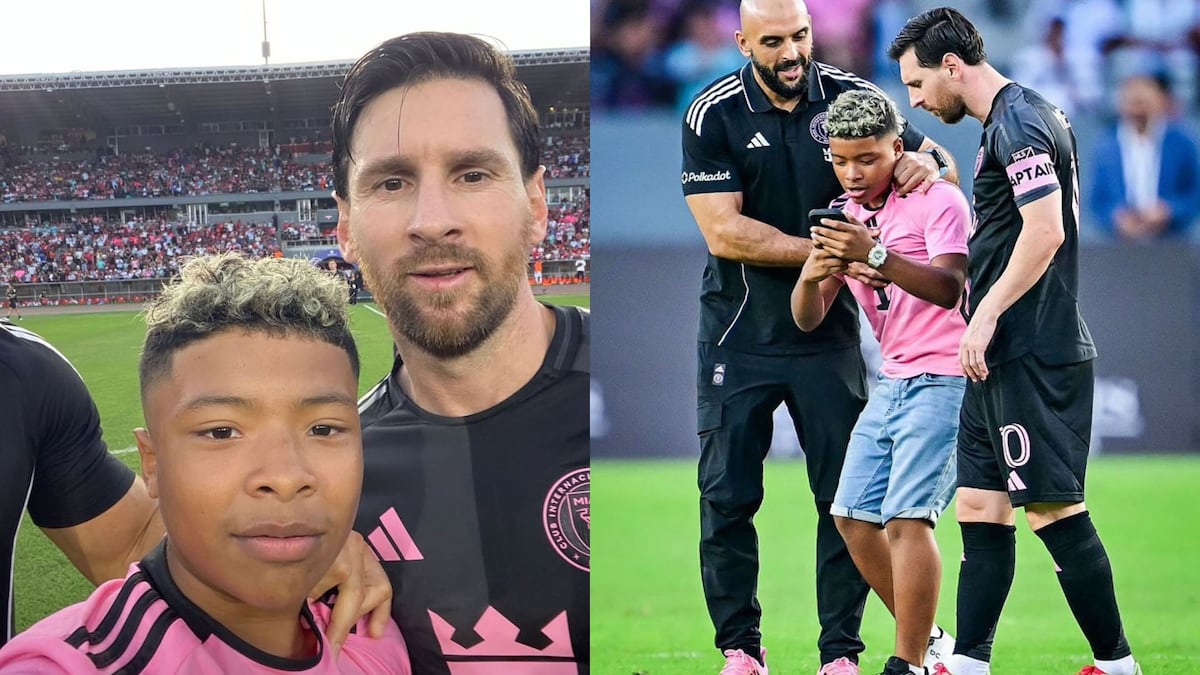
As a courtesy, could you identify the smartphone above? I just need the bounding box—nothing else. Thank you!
[807,208,850,226]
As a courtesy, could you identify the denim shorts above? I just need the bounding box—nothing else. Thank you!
[831,373,965,525]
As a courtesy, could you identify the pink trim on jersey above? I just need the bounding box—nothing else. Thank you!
[0,569,411,674]
[1006,153,1058,197]
[838,182,970,378]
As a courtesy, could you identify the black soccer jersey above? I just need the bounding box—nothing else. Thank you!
[969,83,1097,366]
[354,305,589,674]
[0,321,135,645]
[681,61,926,354]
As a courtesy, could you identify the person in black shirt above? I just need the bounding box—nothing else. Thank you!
[331,33,589,673]
[680,0,958,672]
[888,8,1141,675]
[5,284,20,320]
[0,321,157,646]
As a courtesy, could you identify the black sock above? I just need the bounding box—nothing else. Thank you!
[955,522,1016,662]
[1034,511,1131,660]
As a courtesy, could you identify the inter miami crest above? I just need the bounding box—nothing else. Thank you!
[543,468,589,572]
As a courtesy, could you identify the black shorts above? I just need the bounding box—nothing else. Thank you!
[6,299,15,309]
[957,355,1093,506]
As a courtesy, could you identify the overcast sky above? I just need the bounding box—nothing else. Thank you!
[0,0,589,75]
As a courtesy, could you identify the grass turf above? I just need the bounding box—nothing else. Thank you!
[12,295,587,633]
[592,457,1200,674]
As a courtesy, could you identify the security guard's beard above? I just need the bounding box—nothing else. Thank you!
[751,49,811,101]
[356,218,533,359]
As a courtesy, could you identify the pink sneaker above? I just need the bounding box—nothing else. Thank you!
[1077,666,1143,675]
[720,647,768,675]
[817,656,860,675]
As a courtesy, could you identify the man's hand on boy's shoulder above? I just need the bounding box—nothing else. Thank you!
[310,531,394,656]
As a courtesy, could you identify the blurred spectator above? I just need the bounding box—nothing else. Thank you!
[806,0,876,76]
[661,2,744,112]
[592,0,673,108]
[873,0,918,80]
[1013,16,1096,114]
[1105,0,1200,105]
[1024,0,1125,111]
[1091,71,1200,241]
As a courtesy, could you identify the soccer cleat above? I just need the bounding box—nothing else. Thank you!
[720,647,768,675]
[880,655,926,675]
[927,625,955,671]
[818,656,861,675]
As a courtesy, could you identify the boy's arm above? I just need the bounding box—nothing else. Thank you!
[810,205,967,309]
[865,250,967,310]
[791,247,847,331]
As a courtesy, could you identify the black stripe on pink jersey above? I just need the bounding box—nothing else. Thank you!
[64,571,155,650]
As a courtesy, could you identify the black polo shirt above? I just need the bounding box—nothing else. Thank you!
[970,83,1096,366]
[681,60,926,355]
[0,321,134,645]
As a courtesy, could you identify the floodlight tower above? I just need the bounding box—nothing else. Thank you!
[261,0,271,65]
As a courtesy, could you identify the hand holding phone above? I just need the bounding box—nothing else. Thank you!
[807,208,849,226]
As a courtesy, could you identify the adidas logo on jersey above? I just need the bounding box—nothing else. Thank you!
[746,131,770,148]
[365,507,424,561]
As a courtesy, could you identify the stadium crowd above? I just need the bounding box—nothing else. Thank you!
[0,217,280,285]
[0,145,331,203]
[0,133,588,204]
[1,193,588,294]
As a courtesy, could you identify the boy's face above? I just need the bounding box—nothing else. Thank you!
[136,329,361,620]
[829,133,903,207]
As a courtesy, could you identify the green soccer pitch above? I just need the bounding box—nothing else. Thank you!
[593,457,1200,674]
[11,295,588,633]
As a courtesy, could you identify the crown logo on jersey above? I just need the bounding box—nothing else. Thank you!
[428,606,574,659]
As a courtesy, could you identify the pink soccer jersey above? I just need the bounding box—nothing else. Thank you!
[0,542,410,674]
[836,181,971,378]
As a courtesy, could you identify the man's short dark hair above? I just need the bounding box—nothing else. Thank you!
[887,6,987,68]
[331,32,541,201]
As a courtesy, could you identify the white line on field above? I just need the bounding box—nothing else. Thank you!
[114,447,138,455]
[362,304,386,319]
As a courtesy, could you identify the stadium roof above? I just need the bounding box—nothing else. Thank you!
[0,48,588,138]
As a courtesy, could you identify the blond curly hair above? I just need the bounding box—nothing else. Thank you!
[825,89,902,140]
[139,253,359,392]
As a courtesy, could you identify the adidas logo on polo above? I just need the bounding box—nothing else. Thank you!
[746,132,770,148]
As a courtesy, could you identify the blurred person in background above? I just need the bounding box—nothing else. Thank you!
[662,2,745,113]
[592,0,674,108]
[1012,16,1092,115]
[1091,70,1200,241]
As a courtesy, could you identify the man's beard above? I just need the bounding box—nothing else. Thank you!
[932,95,969,125]
[357,221,532,359]
[750,49,811,101]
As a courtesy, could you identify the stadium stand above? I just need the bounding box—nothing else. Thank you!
[0,50,589,305]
